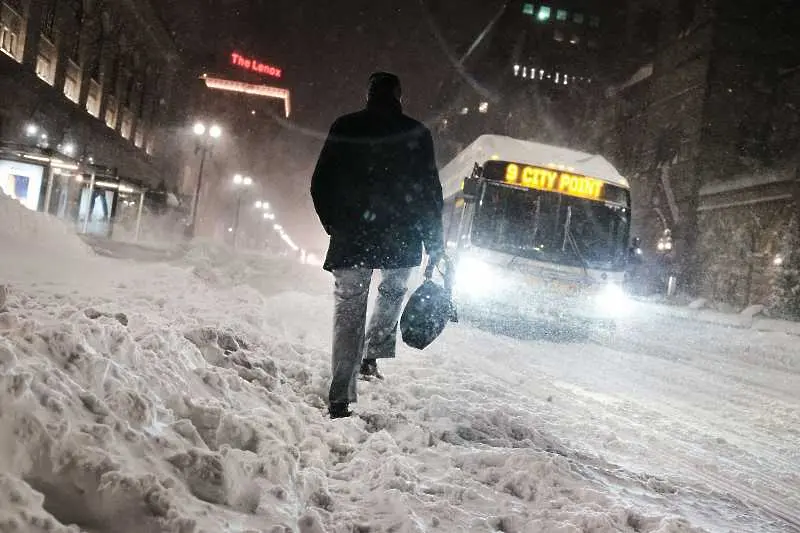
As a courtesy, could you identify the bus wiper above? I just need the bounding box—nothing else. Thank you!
[562,206,590,279]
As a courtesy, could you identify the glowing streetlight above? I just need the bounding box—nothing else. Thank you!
[25,124,38,137]
[231,175,253,248]
[62,142,76,156]
[188,121,223,237]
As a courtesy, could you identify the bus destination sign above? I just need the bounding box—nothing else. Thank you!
[501,162,604,201]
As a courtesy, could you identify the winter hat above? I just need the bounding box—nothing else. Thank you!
[368,72,402,102]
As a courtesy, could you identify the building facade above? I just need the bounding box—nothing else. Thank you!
[600,0,800,305]
[0,0,184,237]
[433,0,627,161]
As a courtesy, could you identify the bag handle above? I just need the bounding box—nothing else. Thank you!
[424,254,458,322]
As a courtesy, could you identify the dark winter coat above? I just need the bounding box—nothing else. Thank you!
[310,98,444,272]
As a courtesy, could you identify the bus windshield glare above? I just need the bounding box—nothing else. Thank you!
[471,181,631,271]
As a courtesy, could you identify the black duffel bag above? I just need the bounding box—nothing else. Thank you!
[400,256,458,350]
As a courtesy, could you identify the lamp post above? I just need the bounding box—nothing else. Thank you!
[187,122,222,238]
[231,174,253,248]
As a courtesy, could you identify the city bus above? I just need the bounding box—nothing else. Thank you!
[439,135,634,330]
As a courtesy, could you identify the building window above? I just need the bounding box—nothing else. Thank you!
[64,60,82,103]
[573,12,584,24]
[145,136,155,155]
[105,96,118,129]
[522,3,534,15]
[41,0,56,38]
[554,29,564,42]
[120,110,133,140]
[556,9,568,21]
[569,35,580,45]
[134,124,145,148]
[0,2,24,62]
[35,36,57,85]
[537,5,551,21]
[589,15,600,27]
[86,79,101,117]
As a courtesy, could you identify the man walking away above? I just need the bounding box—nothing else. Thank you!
[310,72,444,419]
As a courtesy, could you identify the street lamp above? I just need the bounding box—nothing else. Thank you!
[61,142,76,156]
[25,123,38,137]
[188,121,222,238]
[232,174,252,186]
[231,174,253,248]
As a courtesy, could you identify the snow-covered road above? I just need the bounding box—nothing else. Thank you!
[1,192,798,532]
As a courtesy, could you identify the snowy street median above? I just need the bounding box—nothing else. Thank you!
[1,191,798,533]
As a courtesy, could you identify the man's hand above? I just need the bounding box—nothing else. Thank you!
[424,248,445,279]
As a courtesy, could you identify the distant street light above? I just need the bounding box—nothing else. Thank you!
[188,121,222,238]
[25,124,38,137]
[231,174,253,248]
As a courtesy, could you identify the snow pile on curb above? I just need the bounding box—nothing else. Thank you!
[179,240,331,298]
[641,300,800,337]
[0,190,91,257]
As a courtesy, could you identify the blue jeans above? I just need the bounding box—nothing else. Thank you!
[329,267,412,405]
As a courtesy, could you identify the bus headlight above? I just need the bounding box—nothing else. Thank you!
[595,283,631,316]
[454,256,497,298]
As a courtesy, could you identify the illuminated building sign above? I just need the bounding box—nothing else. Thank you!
[230,52,282,78]
[482,160,624,203]
[202,75,291,117]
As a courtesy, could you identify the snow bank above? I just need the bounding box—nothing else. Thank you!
[0,190,91,258]
[2,204,785,532]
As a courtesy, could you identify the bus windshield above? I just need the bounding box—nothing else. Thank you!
[471,182,630,271]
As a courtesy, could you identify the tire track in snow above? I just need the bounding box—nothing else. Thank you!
[430,320,800,532]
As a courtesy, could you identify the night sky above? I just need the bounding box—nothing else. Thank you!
[156,0,503,252]
[161,0,501,130]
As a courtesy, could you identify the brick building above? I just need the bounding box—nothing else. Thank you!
[0,0,185,237]
[600,0,800,306]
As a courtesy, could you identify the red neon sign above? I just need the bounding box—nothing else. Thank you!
[230,52,282,79]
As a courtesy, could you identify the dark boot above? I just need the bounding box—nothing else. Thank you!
[359,358,384,380]
[329,402,352,419]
